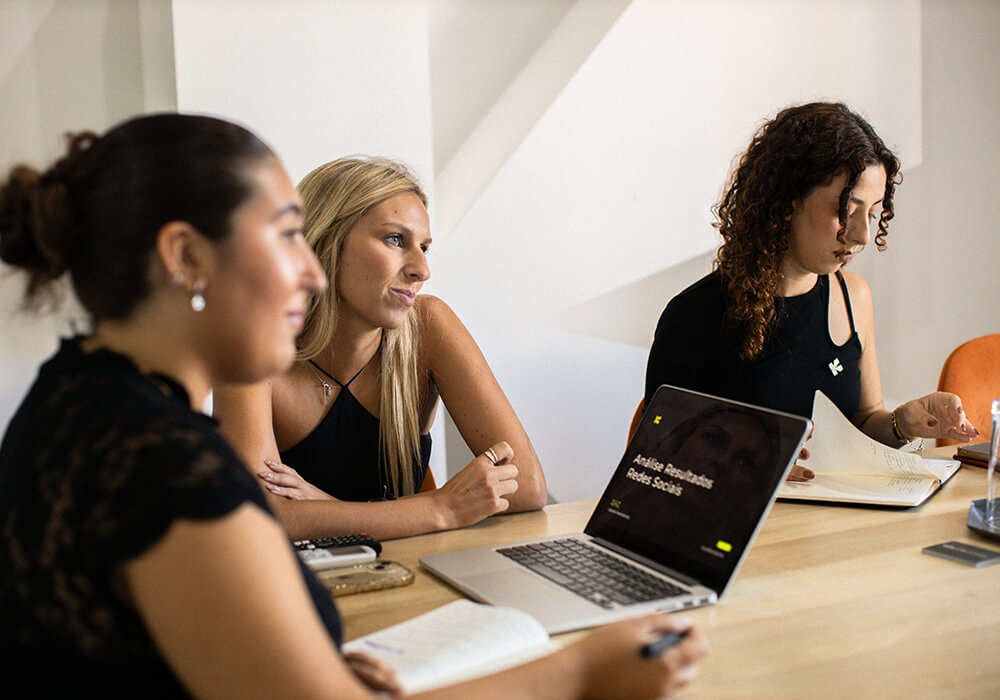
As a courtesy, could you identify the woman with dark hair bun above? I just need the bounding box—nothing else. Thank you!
[645,102,977,474]
[0,113,705,698]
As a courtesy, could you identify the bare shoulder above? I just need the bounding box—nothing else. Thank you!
[840,269,873,308]
[414,294,459,325]
[414,294,469,343]
[840,270,876,346]
[413,294,487,379]
[214,377,273,414]
[271,361,315,410]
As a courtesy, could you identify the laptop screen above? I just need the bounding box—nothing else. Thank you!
[585,385,810,594]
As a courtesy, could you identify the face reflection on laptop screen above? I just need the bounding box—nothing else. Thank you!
[586,387,803,593]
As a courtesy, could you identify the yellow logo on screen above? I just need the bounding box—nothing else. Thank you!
[715,540,732,553]
[653,415,661,425]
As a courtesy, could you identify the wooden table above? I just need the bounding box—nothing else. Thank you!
[337,447,1000,697]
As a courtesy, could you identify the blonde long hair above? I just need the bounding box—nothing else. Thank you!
[297,157,427,496]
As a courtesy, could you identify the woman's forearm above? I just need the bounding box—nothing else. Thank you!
[857,408,902,447]
[269,495,448,541]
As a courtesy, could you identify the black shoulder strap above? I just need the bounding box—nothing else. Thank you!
[341,362,368,389]
[834,270,857,335]
[308,358,370,389]
[308,359,341,387]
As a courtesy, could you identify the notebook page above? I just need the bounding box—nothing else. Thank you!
[807,391,932,477]
[342,599,556,693]
[783,473,938,505]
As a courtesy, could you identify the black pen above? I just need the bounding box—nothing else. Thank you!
[640,629,689,658]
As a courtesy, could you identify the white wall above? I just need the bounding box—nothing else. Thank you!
[851,0,1000,413]
[171,0,434,187]
[0,0,174,432]
[2,0,998,503]
[428,0,575,171]
[430,0,924,501]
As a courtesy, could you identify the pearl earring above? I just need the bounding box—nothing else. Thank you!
[189,280,206,312]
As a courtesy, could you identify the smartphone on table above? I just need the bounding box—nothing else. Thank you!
[315,560,415,596]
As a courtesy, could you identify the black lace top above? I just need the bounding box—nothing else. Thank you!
[0,338,341,697]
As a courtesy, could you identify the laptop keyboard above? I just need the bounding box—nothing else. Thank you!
[497,538,687,609]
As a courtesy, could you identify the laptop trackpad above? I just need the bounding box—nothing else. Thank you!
[460,569,603,629]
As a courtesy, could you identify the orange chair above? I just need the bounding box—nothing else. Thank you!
[627,400,644,445]
[936,333,1000,446]
[419,469,437,493]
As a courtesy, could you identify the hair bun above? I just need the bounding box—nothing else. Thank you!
[0,131,95,303]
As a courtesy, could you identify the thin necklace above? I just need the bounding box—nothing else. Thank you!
[306,361,335,405]
[307,355,373,405]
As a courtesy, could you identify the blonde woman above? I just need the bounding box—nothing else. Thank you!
[215,157,547,540]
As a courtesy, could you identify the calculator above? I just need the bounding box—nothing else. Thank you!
[293,534,382,571]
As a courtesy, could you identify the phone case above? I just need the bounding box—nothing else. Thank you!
[315,560,415,597]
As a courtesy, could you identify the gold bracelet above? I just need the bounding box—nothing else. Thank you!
[890,407,910,444]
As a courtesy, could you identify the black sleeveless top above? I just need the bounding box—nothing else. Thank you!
[0,338,342,697]
[279,361,430,501]
[645,270,863,420]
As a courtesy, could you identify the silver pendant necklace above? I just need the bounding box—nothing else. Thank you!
[307,356,372,406]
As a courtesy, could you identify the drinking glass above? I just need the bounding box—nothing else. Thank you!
[987,398,1000,526]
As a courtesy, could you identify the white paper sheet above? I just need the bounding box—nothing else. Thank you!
[778,392,960,506]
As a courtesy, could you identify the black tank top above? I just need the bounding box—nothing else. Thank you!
[279,362,430,501]
[645,270,863,420]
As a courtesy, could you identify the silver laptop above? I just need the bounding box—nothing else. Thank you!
[421,384,811,634]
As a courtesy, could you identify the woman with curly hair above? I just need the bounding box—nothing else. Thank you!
[644,102,978,468]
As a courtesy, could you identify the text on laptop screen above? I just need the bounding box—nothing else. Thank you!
[585,386,807,593]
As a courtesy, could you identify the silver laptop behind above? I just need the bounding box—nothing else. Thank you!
[421,385,811,634]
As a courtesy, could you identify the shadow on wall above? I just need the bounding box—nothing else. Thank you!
[1,1,147,165]
[547,250,715,349]
[440,250,716,504]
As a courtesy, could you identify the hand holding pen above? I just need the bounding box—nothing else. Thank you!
[570,613,706,699]
[641,629,690,658]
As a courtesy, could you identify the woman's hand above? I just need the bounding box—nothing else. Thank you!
[897,392,980,443]
[432,441,519,529]
[787,429,815,482]
[343,651,403,695]
[571,614,707,699]
[787,456,815,482]
[258,460,335,501]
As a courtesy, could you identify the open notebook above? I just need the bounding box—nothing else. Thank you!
[342,600,557,694]
[778,391,960,507]
[421,384,811,634]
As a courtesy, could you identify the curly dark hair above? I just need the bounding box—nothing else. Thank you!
[713,102,901,361]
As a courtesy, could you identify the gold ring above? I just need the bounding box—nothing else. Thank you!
[484,447,499,465]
